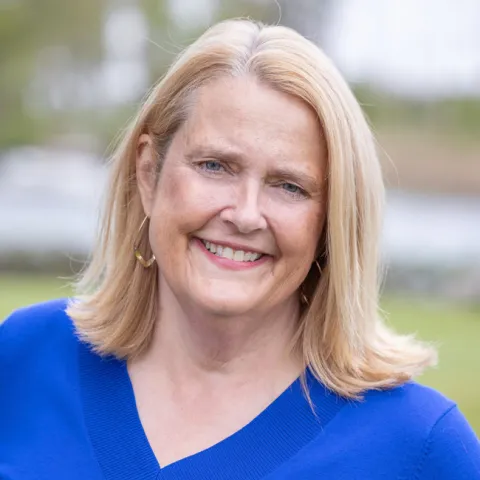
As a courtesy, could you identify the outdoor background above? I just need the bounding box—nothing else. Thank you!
[0,0,479,433]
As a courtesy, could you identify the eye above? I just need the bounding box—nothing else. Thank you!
[200,160,225,172]
[280,182,307,197]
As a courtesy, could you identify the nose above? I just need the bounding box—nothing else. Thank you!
[219,180,267,233]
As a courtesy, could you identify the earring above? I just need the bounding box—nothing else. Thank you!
[133,216,156,268]
[299,259,323,306]
[300,290,309,306]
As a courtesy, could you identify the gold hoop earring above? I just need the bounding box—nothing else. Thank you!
[300,290,309,306]
[299,259,322,306]
[133,216,156,268]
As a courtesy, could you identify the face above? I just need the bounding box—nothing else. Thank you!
[137,76,327,317]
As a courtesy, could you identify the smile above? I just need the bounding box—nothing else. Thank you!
[200,240,264,263]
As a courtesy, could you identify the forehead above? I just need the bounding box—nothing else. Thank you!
[181,76,326,172]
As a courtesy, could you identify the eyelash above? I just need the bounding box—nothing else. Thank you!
[278,182,308,199]
[197,160,227,174]
[195,161,308,199]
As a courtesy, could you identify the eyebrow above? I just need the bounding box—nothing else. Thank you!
[185,145,244,163]
[270,167,322,192]
[186,145,323,192]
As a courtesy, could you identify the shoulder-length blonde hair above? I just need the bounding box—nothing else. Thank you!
[68,19,436,398]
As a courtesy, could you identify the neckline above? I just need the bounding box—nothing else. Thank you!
[79,342,345,480]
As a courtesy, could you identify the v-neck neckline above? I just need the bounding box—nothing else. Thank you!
[79,341,345,480]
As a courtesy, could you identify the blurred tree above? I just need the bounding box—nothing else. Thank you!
[140,0,274,83]
[3,0,476,160]
[0,0,103,147]
[0,0,275,151]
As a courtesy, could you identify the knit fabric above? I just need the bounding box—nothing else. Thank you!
[1,299,479,479]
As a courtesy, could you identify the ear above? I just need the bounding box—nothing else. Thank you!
[136,134,157,217]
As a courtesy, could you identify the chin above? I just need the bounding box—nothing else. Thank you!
[190,289,260,318]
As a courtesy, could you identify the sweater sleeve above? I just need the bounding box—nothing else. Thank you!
[415,405,480,479]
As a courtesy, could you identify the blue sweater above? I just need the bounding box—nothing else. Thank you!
[0,299,479,480]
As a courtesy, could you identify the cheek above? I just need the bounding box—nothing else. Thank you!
[271,207,324,290]
[150,168,224,242]
[272,202,325,261]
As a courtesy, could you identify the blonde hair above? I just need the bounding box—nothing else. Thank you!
[68,19,436,398]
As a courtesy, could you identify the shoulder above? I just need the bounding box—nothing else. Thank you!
[0,298,77,364]
[357,381,475,441]
[1,297,73,340]
[361,381,456,425]
[266,380,479,479]
[0,298,83,411]
[340,382,480,478]
[414,403,480,478]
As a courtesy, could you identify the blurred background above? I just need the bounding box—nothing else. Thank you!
[0,0,479,432]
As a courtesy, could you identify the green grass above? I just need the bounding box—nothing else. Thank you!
[1,274,479,434]
[0,274,73,318]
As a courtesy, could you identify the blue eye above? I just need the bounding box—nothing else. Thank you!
[282,183,303,195]
[202,160,224,172]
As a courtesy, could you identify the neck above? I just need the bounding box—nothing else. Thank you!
[134,276,303,390]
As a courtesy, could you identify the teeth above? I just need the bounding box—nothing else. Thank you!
[234,250,244,262]
[201,240,263,263]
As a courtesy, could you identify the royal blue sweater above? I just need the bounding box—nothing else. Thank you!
[0,299,479,479]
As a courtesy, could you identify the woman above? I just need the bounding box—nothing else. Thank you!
[1,19,479,480]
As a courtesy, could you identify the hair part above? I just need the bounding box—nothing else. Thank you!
[68,18,436,398]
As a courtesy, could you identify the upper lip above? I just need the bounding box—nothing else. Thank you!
[196,237,270,256]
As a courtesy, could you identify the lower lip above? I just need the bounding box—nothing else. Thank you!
[193,238,270,271]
